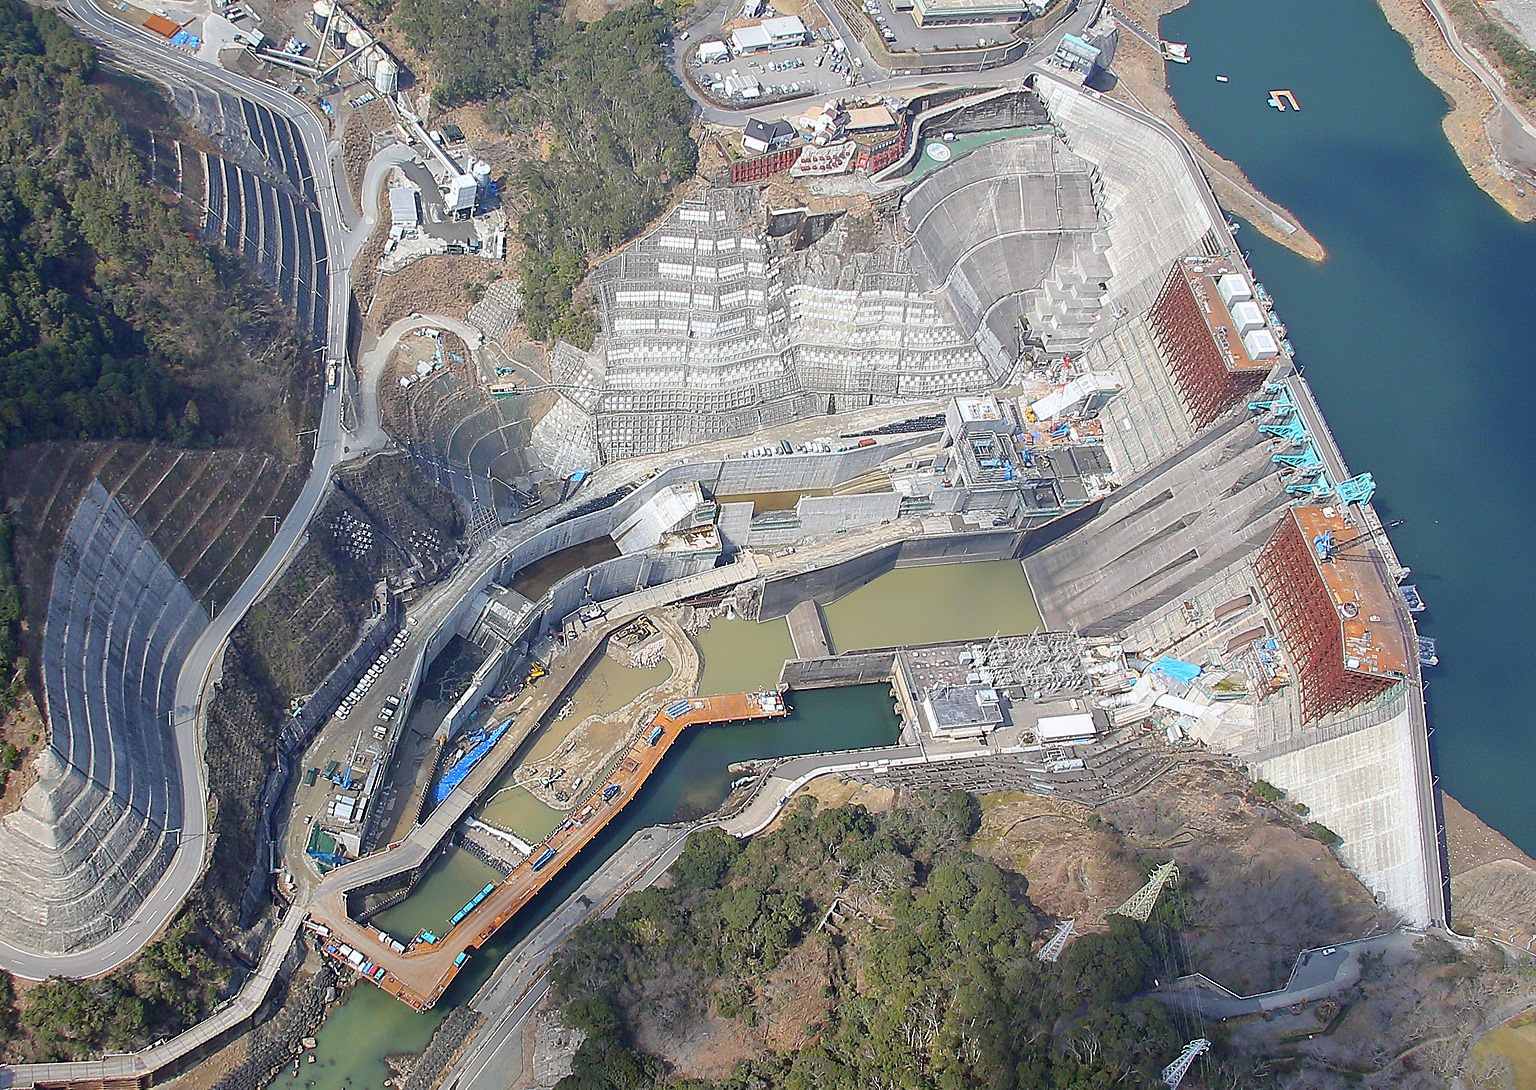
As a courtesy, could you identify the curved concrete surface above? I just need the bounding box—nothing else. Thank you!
[0,483,205,957]
[0,0,353,979]
[354,313,486,451]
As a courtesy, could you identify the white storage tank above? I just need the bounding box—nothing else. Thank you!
[374,55,399,94]
[1243,328,1281,360]
[1216,271,1252,306]
[346,27,367,48]
[471,159,493,184]
[1229,298,1266,334]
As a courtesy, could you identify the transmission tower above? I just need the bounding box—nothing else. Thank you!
[1161,1038,1210,1089]
[1113,860,1179,923]
[1037,918,1076,962]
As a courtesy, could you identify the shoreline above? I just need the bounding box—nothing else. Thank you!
[1443,791,1536,950]
[1114,0,1536,235]
[1105,0,1328,262]
[1371,0,1536,221]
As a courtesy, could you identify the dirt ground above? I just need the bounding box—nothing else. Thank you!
[971,791,1142,932]
[371,254,484,330]
[521,614,702,813]
[1444,792,1536,950]
[340,96,398,210]
[561,0,631,22]
[0,690,43,822]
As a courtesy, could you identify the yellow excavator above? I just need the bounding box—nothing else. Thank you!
[525,662,547,686]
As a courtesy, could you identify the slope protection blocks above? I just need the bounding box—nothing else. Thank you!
[0,480,207,956]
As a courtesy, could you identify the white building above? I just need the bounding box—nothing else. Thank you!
[730,16,807,53]
[388,186,420,228]
[444,173,478,216]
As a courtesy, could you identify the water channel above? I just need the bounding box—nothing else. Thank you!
[1162,0,1536,853]
[506,538,621,600]
[271,684,901,1090]
[695,616,797,694]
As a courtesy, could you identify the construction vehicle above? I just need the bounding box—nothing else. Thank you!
[525,662,547,686]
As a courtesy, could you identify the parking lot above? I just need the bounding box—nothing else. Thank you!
[692,37,866,106]
[285,623,420,883]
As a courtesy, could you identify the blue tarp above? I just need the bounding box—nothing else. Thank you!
[432,718,512,806]
[1149,656,1202,685]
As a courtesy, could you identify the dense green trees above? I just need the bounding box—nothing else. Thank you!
[550,794,1190,1090]
[0,0,300,457]
[1,920,228,1061]
[383,0,696,344]
[499,5,697,344]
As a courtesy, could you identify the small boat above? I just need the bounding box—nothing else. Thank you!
[1216,74,1229,83]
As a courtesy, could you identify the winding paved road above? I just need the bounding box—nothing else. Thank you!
[1419,0,1536,174]
[0,0,358,980]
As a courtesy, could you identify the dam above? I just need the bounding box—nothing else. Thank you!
[0,47,1451,1090]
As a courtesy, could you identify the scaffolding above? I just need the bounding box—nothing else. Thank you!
[1149,261,1267,429]
[1254,514,1397,724]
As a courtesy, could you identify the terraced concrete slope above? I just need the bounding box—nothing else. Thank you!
[902,135,1111,357]
[0,481,206,955]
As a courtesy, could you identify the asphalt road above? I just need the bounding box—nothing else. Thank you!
[0,0,357,980]
[1155,931,1416,1021]
[675,0,1101,125]
[353,313,487,450]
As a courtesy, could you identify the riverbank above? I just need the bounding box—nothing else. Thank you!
[1371,0,1536,220]
[1444,792,1536,951]
[1107,0,1328,261]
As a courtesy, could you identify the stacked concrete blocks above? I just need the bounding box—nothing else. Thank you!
[0,481,207,955]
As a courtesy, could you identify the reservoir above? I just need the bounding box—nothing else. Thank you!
[269,684,900,1090]
[1163,0,1536,852]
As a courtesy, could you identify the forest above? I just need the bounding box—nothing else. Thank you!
[0,0,282,453]
[386,0,696,344]
[550,794,1197,1090]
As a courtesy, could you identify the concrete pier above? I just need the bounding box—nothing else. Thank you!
[786,601,832,659]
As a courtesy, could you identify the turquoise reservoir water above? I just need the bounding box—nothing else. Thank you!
[270,685,900,1090]
[1163,0,1536,852]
